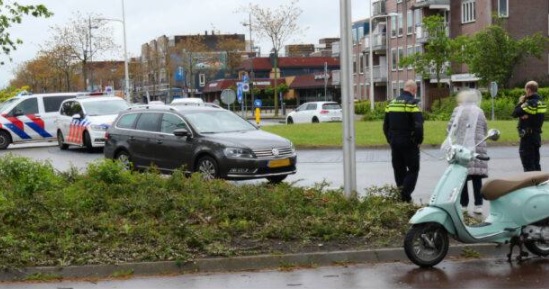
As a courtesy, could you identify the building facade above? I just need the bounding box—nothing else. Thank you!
[365,0,549,110]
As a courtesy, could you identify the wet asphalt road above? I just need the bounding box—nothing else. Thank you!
[5,257,549,289]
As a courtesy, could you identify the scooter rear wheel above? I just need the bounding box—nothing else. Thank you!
[404,223,449,267]
[525,241,549,257]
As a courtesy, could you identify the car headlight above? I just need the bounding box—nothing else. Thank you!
[224,147,254,158]
[290,142,296,154]
[89,124,110,131]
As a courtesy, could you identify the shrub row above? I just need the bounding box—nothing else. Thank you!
[356,87,549,121]
[0,154,417,269]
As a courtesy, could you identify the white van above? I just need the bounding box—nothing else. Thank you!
[0,92,83,149]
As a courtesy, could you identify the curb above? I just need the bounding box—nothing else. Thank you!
[0,244,508,281]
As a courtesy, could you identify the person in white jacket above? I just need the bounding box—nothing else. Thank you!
[446,90,488,214]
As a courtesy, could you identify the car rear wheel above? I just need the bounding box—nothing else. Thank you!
[287,117,294,124]
[0,130,11,150]
[312,117,319,123]
[196,156,219,180]
[83,131,94,152]
[57,130,69,150]
[115,150,133,170]
[267,175,287,184]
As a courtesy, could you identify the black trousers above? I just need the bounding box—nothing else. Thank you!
[519,134,541,172]
[460,175,483,207]
[390,142,420,202]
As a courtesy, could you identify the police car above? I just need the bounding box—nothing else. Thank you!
[56,96,129,151]
[0,92,82,149]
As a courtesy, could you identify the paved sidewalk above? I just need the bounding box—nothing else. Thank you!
[0,244,508,281]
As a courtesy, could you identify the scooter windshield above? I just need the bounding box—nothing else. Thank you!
[442,103,482,152]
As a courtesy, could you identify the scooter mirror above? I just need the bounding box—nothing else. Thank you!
[487,129,500,141]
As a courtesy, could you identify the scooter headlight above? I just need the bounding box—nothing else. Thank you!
[445,147,456,162]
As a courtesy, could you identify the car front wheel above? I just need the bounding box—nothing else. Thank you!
[287,117,294,124]
[266,175,287,184]
[312,117,319,123]
[196,156,219,180]
[0,130,11,150]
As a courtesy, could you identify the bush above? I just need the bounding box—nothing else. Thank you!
[0,157,419,269]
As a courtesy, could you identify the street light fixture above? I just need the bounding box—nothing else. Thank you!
[96,0,130,103]
[368,8,397,111]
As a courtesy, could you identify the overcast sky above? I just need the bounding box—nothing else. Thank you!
[1,0,370,88]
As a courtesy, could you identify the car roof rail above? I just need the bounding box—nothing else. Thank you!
[127,104,177,111]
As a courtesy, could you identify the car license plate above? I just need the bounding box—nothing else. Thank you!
[268,158,290,168]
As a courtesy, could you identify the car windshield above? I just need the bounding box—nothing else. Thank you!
[83,99,129,116]
[322,103,341,110]
[0,97,21,111]
[184,110,257,134]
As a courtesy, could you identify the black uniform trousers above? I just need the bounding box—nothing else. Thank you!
[390,141,420,202]
[519,134,541,171]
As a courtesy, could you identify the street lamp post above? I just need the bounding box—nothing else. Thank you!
[242,13,254,117]
[96,0,130,102]
[368,7,397,111]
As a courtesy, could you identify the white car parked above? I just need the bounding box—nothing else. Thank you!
[286,101,342,124]
[55,96,129,151]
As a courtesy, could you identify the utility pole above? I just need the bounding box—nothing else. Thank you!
[243,12,254,117]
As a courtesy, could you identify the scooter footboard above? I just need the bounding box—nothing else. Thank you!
[409,207,456,235]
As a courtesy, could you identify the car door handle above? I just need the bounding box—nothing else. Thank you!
[156,140,163,144]
[129,136,135,141]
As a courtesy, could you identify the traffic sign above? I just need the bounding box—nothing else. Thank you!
[242,83,250,92]
[242,74,249,83]
[220,89,236,105]
[254,99,262,108]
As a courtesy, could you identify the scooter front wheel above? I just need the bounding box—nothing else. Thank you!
[525,241,549,257]
[404,223,449,267]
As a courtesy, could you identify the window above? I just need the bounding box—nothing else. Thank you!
[306,103,317,110]
[407,46,415,69]
[12,98,38,115]
[161,113,187,134]
[414,9,422,29]
[397,13,403,36]
[391,48,397,71]
[498,0,508,18]
[407,10,414,35]
[116,113,139,129]
[60,101,73,116]
[135,113,162,132]
[391,16,397,37]
[462,0,476,24]
[44,96,74,113]
[391,82,398,99]
[398,47,404,70]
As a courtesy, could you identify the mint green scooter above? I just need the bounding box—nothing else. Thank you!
[404,129,549,267]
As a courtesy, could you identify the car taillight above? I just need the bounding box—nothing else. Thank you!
[104,132,110,140]
[320,110,329,114]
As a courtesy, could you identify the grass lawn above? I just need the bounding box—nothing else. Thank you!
[262,120,532,149]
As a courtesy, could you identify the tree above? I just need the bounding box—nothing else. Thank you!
[460,20,547,88]
[0,1,52,64]
[400,15,459,88]
[49,12,117,91]
[250,0,304,116]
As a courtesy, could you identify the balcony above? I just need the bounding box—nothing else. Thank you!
[415,24,449,44]
[365,65,388,83]
[413,0,450,10]
[362,33,388,53]
[372,0,386,17]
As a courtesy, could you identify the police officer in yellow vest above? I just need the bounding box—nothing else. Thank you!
[383,80,424,202]
[512,80,546,171]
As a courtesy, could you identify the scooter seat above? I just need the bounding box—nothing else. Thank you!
[481,171,549,201]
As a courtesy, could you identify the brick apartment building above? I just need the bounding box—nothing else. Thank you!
[362,0,549,109]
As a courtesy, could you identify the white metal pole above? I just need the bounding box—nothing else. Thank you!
[369,9,375,111]
[122,0,130,103]
[340,0,357,198]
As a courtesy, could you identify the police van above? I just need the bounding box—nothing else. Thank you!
[0,92,83,149]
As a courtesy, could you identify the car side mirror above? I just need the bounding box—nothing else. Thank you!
[173,128,190,137]
[72,113,83,119]
[11,109,24,117]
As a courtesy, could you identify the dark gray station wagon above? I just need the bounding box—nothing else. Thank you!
[104,105,297,183]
